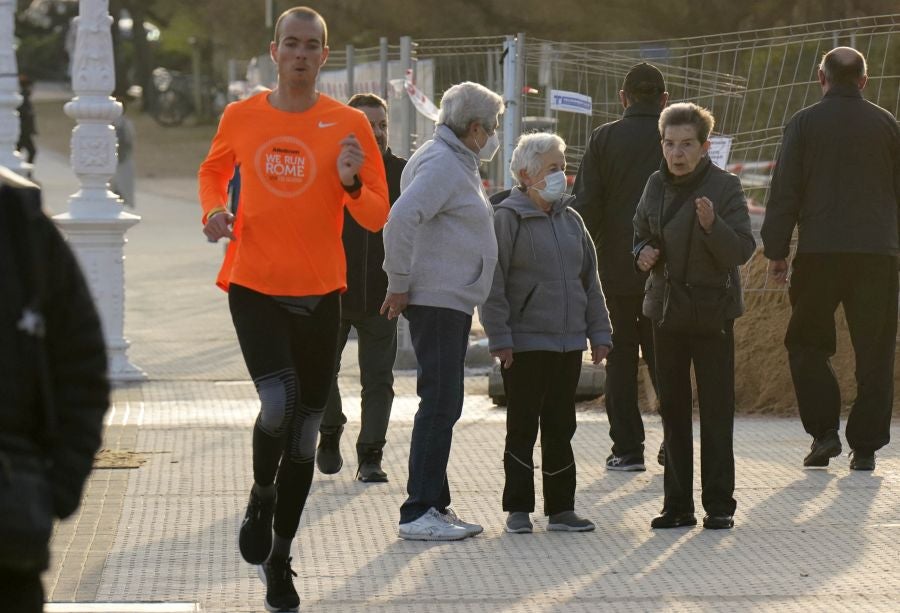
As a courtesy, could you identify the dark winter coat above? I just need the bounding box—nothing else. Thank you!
[762,84,900,259]
[341,148,406,317]
[633,158,756,321]
[573,102,664,296]
[0,170,109,528]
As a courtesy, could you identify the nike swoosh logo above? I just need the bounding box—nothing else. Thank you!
[318,121,337,128]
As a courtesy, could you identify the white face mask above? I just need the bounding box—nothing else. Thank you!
[532,170,567,203]
[478,131,501,162]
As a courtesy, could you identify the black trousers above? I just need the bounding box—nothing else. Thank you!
[229,285,340,539]
[0,568,43,613]
[501,351,582,516]
[786,253,897,453]
[654,321,736,516]
[604,293,658,457]
[321,312,397,458]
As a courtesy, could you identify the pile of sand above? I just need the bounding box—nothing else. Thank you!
[589,249,899,416]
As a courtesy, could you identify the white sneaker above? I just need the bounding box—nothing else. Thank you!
[398,507,470,541]
[442,507,483,536]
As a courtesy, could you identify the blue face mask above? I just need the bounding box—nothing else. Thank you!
[532,170,567,203]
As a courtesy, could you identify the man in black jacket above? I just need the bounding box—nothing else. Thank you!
[317,93,407,482]
[0,168,109,611]
[762,47,899,471]
[573,63,668,472]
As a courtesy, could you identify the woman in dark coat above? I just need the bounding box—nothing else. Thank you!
[633,103,755,530]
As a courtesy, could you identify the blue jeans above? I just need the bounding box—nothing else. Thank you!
[399,305,472,524]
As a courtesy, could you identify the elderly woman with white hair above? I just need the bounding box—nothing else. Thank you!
[382,81,504,541]
[482,132,613,534]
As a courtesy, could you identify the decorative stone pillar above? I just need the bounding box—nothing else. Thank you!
[54,0,144,382]
[0,0,29,175]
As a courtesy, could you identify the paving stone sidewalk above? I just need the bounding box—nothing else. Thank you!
[35,152,900,612]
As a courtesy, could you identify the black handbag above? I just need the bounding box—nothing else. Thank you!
[0,197,57,572]
[659,270,732,336]
[655,179,732,337]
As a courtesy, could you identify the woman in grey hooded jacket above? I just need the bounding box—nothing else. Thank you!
[482,132,613,534]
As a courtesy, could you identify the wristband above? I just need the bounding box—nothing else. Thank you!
[341,174,363,193]
[205,207,226,224]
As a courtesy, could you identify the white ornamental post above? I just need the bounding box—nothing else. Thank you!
[53,0,144,382]
[0,0,29,175]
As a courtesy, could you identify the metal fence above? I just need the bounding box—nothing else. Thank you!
[230,14,899,299]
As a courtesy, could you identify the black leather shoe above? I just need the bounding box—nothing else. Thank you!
[316,426,344,474]
[849,450,875,471]
[650,511,696,529]
[357,450,388,483]
[702,513,734,529]
[803,430,842,467]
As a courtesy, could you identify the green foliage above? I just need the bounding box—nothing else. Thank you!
[16,29,67,80]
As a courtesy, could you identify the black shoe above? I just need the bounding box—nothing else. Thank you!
[258,556,299,612]
[657,442,666,467]
[803,431,842,467]
[849,450,875,471]
[702,513,734,529]
[357,449,388,483]
[606,453,646,472]
[238,488,275,564]
[650,511,697,529]
[316,426,343,474]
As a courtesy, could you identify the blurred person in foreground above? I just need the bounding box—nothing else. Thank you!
[382,81,503,541]
[633,103,755,531]
[0,168,109,612]
[762,47,899,471]
[198,7,389,611]
[573,62,668,472]
[316,93,407,483]
[482,132,612,534]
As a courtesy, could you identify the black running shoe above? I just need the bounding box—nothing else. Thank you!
[316,426,344,474]
[239,488,275,564]
[258,556,300,612]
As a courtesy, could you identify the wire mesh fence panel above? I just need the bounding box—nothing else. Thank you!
[411,37,509,190]
[519,15,899,293]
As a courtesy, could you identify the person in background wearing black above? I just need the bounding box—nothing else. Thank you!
[762,47,899,472]
[316,93,406,483]
[17,74,37,165]
[573,63,668,472]
[0,168,109,612]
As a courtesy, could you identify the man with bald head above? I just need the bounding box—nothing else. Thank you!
[762,47,899,472]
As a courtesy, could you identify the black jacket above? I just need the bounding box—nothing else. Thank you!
[762,84,900,259]
[634,159,756,321]
[342,147,407,317]
[0,170,109,525]
[573,102,664,296]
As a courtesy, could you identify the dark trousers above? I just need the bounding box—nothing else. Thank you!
[786,253,897,453]
[399,305,471,524]
[229,285,340,538]
[654,321,736,516]
[321,312,398,458]
[501,351,582,516]
[604,294,658,457]
[0,569,43,613]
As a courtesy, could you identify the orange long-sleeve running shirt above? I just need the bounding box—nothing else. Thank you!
[198,92,389,295]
